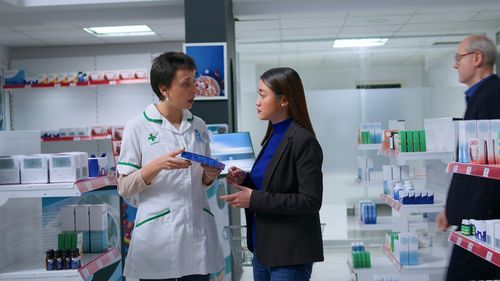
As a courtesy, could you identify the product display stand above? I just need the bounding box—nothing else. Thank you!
[445,163,500,267]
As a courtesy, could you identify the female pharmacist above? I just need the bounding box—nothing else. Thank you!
[116,52,223,281]
[221,67,324,281]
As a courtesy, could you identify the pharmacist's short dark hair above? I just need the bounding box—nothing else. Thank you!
[150,52,196,101]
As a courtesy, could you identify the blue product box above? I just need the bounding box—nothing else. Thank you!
[5,69,25,84]
[180,151,225,170]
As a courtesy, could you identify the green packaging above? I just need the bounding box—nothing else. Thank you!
[420,130,426,152]
[399,131,407,152]
[413,131,421,152]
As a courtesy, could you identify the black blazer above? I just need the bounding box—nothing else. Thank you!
[243,121,324,267]
[445,74,500,226]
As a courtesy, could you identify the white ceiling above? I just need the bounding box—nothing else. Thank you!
[1,0,500,66]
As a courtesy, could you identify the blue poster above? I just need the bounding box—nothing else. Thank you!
[184,43,227,100]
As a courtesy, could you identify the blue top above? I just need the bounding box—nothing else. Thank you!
[250,118,292,251]
[465,74,495,104]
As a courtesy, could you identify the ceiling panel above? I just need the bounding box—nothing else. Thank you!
[344,15,412,26]
[235,20,280,31]
[20,29,94,39]
[280,17,345,29]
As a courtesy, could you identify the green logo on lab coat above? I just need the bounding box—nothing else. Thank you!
[148,132,159,145]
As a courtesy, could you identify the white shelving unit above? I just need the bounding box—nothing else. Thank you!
[378,149,455,165]
[357,143,381,151]
[357,216,396,231]
[448,231,500,267]
[347,257,397,281]
[0,247,120,281]
[380,245,448,274]
[368,143,455,278]
[446,163,500,268]
[0,175,116,206]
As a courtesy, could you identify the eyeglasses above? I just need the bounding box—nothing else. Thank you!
[454,52,476,63]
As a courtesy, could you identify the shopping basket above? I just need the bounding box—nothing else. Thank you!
[223,223,326,266]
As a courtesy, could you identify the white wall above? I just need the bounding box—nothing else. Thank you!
[0,46,8,68]
[257,63,424,90]
[422,49,467,119]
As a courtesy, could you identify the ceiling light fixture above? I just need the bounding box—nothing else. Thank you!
[83,25,155,37]
[333,38,388,48]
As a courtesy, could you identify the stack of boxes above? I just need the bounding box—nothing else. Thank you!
[351,242,371,269]
[60,204,108,253]
[461,219,500,251]
[386,232,419,266]
[358,122,383,144]
[458,119,500,164]
[359,200,377,225]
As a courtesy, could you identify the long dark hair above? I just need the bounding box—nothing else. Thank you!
[259,67,315,145]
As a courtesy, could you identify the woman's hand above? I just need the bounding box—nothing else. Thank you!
[226,166,247,186]
[220,183,252,208]
[155,148,191,170]
[201,165,222,186]
[141,148,191,185]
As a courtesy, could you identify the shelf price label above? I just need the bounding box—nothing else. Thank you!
[104,177,110,185]
[96,259,104,269]
[467,242,474,252]
[466,166,472,175]
[456,237,462,246]
[453,165,459,173]
[485,251,493,262]
[81,268,90,279]
[483,168,490,178]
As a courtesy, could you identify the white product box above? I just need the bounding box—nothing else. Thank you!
[88,71,104,82]
[392,165,401,182]
[424,117,457,152]
[485,219,500,248]
[20,154,49,184]
[49,154,78,183]
[460,121,478,163]
[89,204,108,231]
[56,73,67,83]
[495,223,500,251]
[63,152,89,180]
[119,70,134,80]
[489,120,500,164]
[400,165,410,181]
[134,69,148,79]
[75,205,90,232]
[60,205,76,231]
[0,156,22,184]
[103,70,119,81]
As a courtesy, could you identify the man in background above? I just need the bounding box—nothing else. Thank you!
[437,34,500,281]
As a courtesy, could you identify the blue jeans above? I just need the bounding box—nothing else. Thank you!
[252,256,313,281]
[140,274,209,281]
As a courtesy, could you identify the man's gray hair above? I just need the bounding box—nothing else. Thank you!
[466,35,497,67]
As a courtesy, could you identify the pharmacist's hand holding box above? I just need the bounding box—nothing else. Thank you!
[180,151,224,185]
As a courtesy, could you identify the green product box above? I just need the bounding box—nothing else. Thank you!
[362,131,371,144]
[399,131,408,152]
[366,251,371,268]
[406,132,414,152]
[413,131,421,152]
[360,252,367,268]
[58,232,66,250]
[64,232,72,251]
[391,232,399,252]
[352,253,358,268]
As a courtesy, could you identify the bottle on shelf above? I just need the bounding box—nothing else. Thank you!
[45,249,55,271]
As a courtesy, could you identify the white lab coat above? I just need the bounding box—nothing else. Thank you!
[117,103,224,279]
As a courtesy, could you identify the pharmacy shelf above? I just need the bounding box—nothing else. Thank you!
[380,245,448,274]
[0,175,116,204]
[347,258,397,280]
[378,149,455,164]
[379,194,444,213]
[3,78,149,89]
[358,216,396,231]
[448,231,500,267]
[0,247,120,280]
[41,135,111,142]
[357,144,381,150]
[446,162,500,181]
